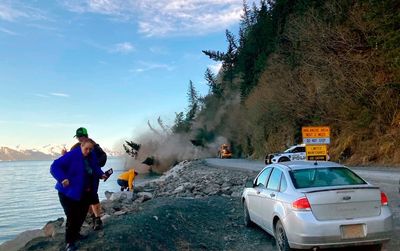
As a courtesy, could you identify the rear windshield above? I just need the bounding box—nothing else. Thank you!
[289,167,367,189]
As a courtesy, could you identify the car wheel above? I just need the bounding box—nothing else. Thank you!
[275,220,291,251]
[243,201,254,227]
[278,157,290,163]
[264,155,269,165]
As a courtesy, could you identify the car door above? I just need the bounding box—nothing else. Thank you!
[260,167,284,232]
[290,146,306,161]
[247,167,272,226]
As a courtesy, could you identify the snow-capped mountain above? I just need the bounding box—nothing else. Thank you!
[0,145,123,161]
[0,146,58,161]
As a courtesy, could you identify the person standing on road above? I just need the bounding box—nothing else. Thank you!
[51,138,107,251]
[62,127,107,230]
[117,168,138,191]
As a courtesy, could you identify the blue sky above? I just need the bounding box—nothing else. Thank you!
[0,0,253,150]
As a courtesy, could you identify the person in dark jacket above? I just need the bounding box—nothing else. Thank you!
[62,127,107,230]
[51,138,106,251]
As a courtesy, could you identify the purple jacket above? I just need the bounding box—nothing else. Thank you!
[50,147,104,201]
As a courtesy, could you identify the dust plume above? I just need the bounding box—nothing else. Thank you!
[123,125,229,174]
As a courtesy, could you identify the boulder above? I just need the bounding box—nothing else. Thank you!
[137,192,153,201]
[104,190,113,200]
[42,217,64,237]
[109,191,133,201]
[0,229,45,251]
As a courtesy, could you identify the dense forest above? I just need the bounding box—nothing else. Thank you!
[171,0,400,166]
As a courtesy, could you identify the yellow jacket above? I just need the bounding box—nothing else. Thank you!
[118,169,136,191]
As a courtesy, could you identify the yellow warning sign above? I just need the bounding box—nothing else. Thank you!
[302,126,330,138]
[306,145,328,161]
[302,126,331,145]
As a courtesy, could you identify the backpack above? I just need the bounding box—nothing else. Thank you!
[94,144,107,167]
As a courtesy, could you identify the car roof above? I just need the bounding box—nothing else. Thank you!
[273,161,344,171]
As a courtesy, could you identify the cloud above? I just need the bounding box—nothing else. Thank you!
[111,42,135,54]
[33,93,49,98]
[136,0,244,37]
[61,0,134,20]
[0,26,18,35]
[83,40,135,54]
[50,93,70,98]
[0,1,47,22]
[0,3,28,21]
[131,61,175,73]
[61,0,255,37]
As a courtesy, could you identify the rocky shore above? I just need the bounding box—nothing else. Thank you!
[4,160,276,251]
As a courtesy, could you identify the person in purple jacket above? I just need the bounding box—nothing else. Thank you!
[50,138,107,251]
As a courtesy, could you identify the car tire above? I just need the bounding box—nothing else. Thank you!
[275,220,291,251]
[264,155,269,165]
[278,157,290,163]
[243,201,254,227]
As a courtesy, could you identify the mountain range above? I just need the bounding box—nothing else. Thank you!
[0,145,122,161]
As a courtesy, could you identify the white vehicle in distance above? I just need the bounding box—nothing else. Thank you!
[265,144,306,164]
[242,161,393,251]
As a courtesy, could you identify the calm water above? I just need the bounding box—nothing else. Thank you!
[0,158,156,244]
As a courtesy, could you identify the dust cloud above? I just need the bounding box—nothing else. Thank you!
[123,130,230,174]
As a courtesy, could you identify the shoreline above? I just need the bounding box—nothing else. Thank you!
[1,160,258,251]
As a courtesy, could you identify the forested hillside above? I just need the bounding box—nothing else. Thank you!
[174,0,400,165]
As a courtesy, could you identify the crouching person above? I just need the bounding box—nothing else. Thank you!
[50,138,106,251]
[117,168,138,191]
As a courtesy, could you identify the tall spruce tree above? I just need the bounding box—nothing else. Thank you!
[186,80,198,123]
[204,68,222,97]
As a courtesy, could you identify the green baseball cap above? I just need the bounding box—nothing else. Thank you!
[74,127,88,138]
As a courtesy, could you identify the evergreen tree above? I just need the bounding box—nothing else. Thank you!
[172,112,188,133]
[204,68,222,97]
[123,141,141,158]
[186,80,199,123]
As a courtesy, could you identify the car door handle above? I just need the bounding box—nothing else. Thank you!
[256,191,261,195]
[270,193,276,197]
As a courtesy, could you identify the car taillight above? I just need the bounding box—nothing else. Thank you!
[381,192,388,206]
[292,197,311,210]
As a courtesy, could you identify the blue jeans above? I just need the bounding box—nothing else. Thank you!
[117,179,129,191]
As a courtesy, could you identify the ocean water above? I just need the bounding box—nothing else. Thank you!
[0,158,156,244]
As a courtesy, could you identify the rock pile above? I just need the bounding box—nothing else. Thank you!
[100,160,257,218]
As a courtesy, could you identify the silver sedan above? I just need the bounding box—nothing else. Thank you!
[242,161,393,250]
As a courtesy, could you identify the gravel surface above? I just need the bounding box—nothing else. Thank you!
[17,160,400,251]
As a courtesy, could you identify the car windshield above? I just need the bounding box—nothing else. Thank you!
[284,146,296,153]
[289,167,366,189]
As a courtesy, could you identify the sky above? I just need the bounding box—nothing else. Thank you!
[0,0,255,151]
